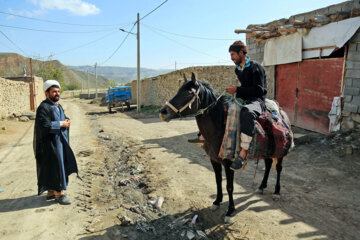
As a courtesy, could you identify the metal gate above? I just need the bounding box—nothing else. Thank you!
[276,58,343,133]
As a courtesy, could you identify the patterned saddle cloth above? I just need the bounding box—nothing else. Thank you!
[219,99,294,160]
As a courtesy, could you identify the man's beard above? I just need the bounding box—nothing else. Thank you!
[49,95,60,102]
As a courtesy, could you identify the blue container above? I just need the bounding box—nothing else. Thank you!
[106,86,132,112]
[106,86,132,103]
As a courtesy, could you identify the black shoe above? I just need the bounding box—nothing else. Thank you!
[46,195,55,200]
[187,138,204,145]
[56,195,71,205]
[230,156,245,171]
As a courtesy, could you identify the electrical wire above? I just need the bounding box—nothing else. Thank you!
[99,24,136,65]
[144,25,227,61]
[139,0,168,21]
[0,11,131,27]
[0,24,116,34]
[51,30,120,57]
[0,30,28,56]
[142,23,237,41]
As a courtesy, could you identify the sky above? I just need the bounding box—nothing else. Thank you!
[0,0,347,70]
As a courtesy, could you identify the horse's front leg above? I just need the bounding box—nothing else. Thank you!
[224,165,235,223]
[273,157,283,201]
[210,160,223,210]
[258,158,273,194]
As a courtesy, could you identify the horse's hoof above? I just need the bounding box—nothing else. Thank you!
[224,216,234,224]
[256,188,264,195]
[210,204,220,211]
[272,194,281,201]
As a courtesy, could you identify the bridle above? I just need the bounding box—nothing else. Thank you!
[165,88,200,116]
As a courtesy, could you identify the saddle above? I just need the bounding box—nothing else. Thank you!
[220,99,293,160]
[247,110,293,159]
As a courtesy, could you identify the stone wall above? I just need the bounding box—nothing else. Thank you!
[0,77,44,118]
[342,28,360,129]
[130,66,238,106]
[34,77,44,109]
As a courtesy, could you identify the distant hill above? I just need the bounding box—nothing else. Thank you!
[68,65,173,85]
[0,53,109,88]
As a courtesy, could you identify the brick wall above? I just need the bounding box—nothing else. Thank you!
[342,28,360,129]
[130,66,238,106]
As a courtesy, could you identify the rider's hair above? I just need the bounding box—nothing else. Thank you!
[229,41,247,55]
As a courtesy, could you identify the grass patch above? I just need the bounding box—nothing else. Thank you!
[139,105,161,114]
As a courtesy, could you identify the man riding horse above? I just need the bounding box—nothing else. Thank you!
[189,40,267,170]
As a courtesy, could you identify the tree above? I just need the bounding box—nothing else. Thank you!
[109,79,116,88]
[37,64,64,86]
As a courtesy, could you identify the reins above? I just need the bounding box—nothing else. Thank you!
[195,91,245,116]
[165,85,246,118]
[165,88,200,117]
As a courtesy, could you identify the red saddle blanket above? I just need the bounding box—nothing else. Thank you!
[247,113,293,159]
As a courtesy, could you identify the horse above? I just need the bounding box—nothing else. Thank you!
[159,73,291,223]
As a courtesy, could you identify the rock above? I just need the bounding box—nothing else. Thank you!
[345,136,352,142]
[118,215,133,226]
[154,197,164,209]
[99,129,104,133]
[1,126,6,130]
[187,230,195,240]
[19,116,29,122]
[196,230,208,239]
[345,146,353,155]
[120,203,133,210]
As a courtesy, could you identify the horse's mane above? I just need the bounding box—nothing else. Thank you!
[197,80,228,129]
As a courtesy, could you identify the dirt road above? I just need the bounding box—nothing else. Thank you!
[1,98,359,240]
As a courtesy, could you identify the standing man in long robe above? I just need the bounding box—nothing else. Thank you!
[33,80,78,205]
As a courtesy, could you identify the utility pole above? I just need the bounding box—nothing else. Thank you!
[95,62,98,98]
[175,61,177,71]
[87,67,90,99]
[29,58,35,111]
[137,13,141,113]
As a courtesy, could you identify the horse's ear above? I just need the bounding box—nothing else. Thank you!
[191,72,196,84]
[183,73,187,83]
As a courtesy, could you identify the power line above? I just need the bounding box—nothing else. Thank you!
[0,11,131,27]
[0,24,116,34]
[142,23,237,41]
[100,24,136,65]
[51,30,120,57]
[139,0,168,21]
[144,24,227,61]
[0,30,28,56]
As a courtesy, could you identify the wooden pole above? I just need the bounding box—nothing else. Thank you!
[29,58,35,111]
[137,13,141,112]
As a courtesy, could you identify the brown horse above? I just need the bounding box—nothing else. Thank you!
[159,73,291,223]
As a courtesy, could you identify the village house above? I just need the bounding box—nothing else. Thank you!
[240,0,360,133]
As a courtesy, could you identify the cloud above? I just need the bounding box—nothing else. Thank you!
[7,7,46,19]
[30,0,101,16]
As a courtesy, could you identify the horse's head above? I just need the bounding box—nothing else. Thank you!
[159,72,201,122]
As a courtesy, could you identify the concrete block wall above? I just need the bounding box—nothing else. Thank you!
[246,38,275,99]
[342,28,360,130]
[130,66,238,106]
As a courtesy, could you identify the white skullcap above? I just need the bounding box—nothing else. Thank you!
[43,79,61,92]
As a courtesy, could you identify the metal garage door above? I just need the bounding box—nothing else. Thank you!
[276,58,343,133]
